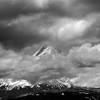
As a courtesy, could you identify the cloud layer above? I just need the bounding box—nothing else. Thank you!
[0,0,100,50]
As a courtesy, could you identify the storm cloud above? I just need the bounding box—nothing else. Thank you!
[0,0,100,50]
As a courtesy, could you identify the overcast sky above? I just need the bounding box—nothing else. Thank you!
[0,0,100,85]
[0,0,100,51]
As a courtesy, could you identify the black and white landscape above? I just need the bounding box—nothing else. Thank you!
[0,0,100,100]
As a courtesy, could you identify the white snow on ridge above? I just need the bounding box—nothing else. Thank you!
[0,79,33,90]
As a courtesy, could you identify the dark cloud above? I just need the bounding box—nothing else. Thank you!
[0,20,48,50]
[80,0,100,11]
[0,0,100,51]
[0,0,100,20]
[47,0,100,17]
[0,0,44,20]
[0,0,47,50]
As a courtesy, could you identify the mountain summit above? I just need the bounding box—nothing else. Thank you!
[33,45,58,57]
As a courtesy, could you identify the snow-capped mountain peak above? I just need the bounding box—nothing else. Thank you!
[33,45,58,57]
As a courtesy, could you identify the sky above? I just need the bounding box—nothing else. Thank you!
[0,0,100,85]
[0,0,100,51]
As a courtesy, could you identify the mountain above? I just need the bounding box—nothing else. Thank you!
[0,45,100,100]
[33,44,58,57]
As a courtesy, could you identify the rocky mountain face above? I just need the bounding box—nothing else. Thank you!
[33,45,58,57]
